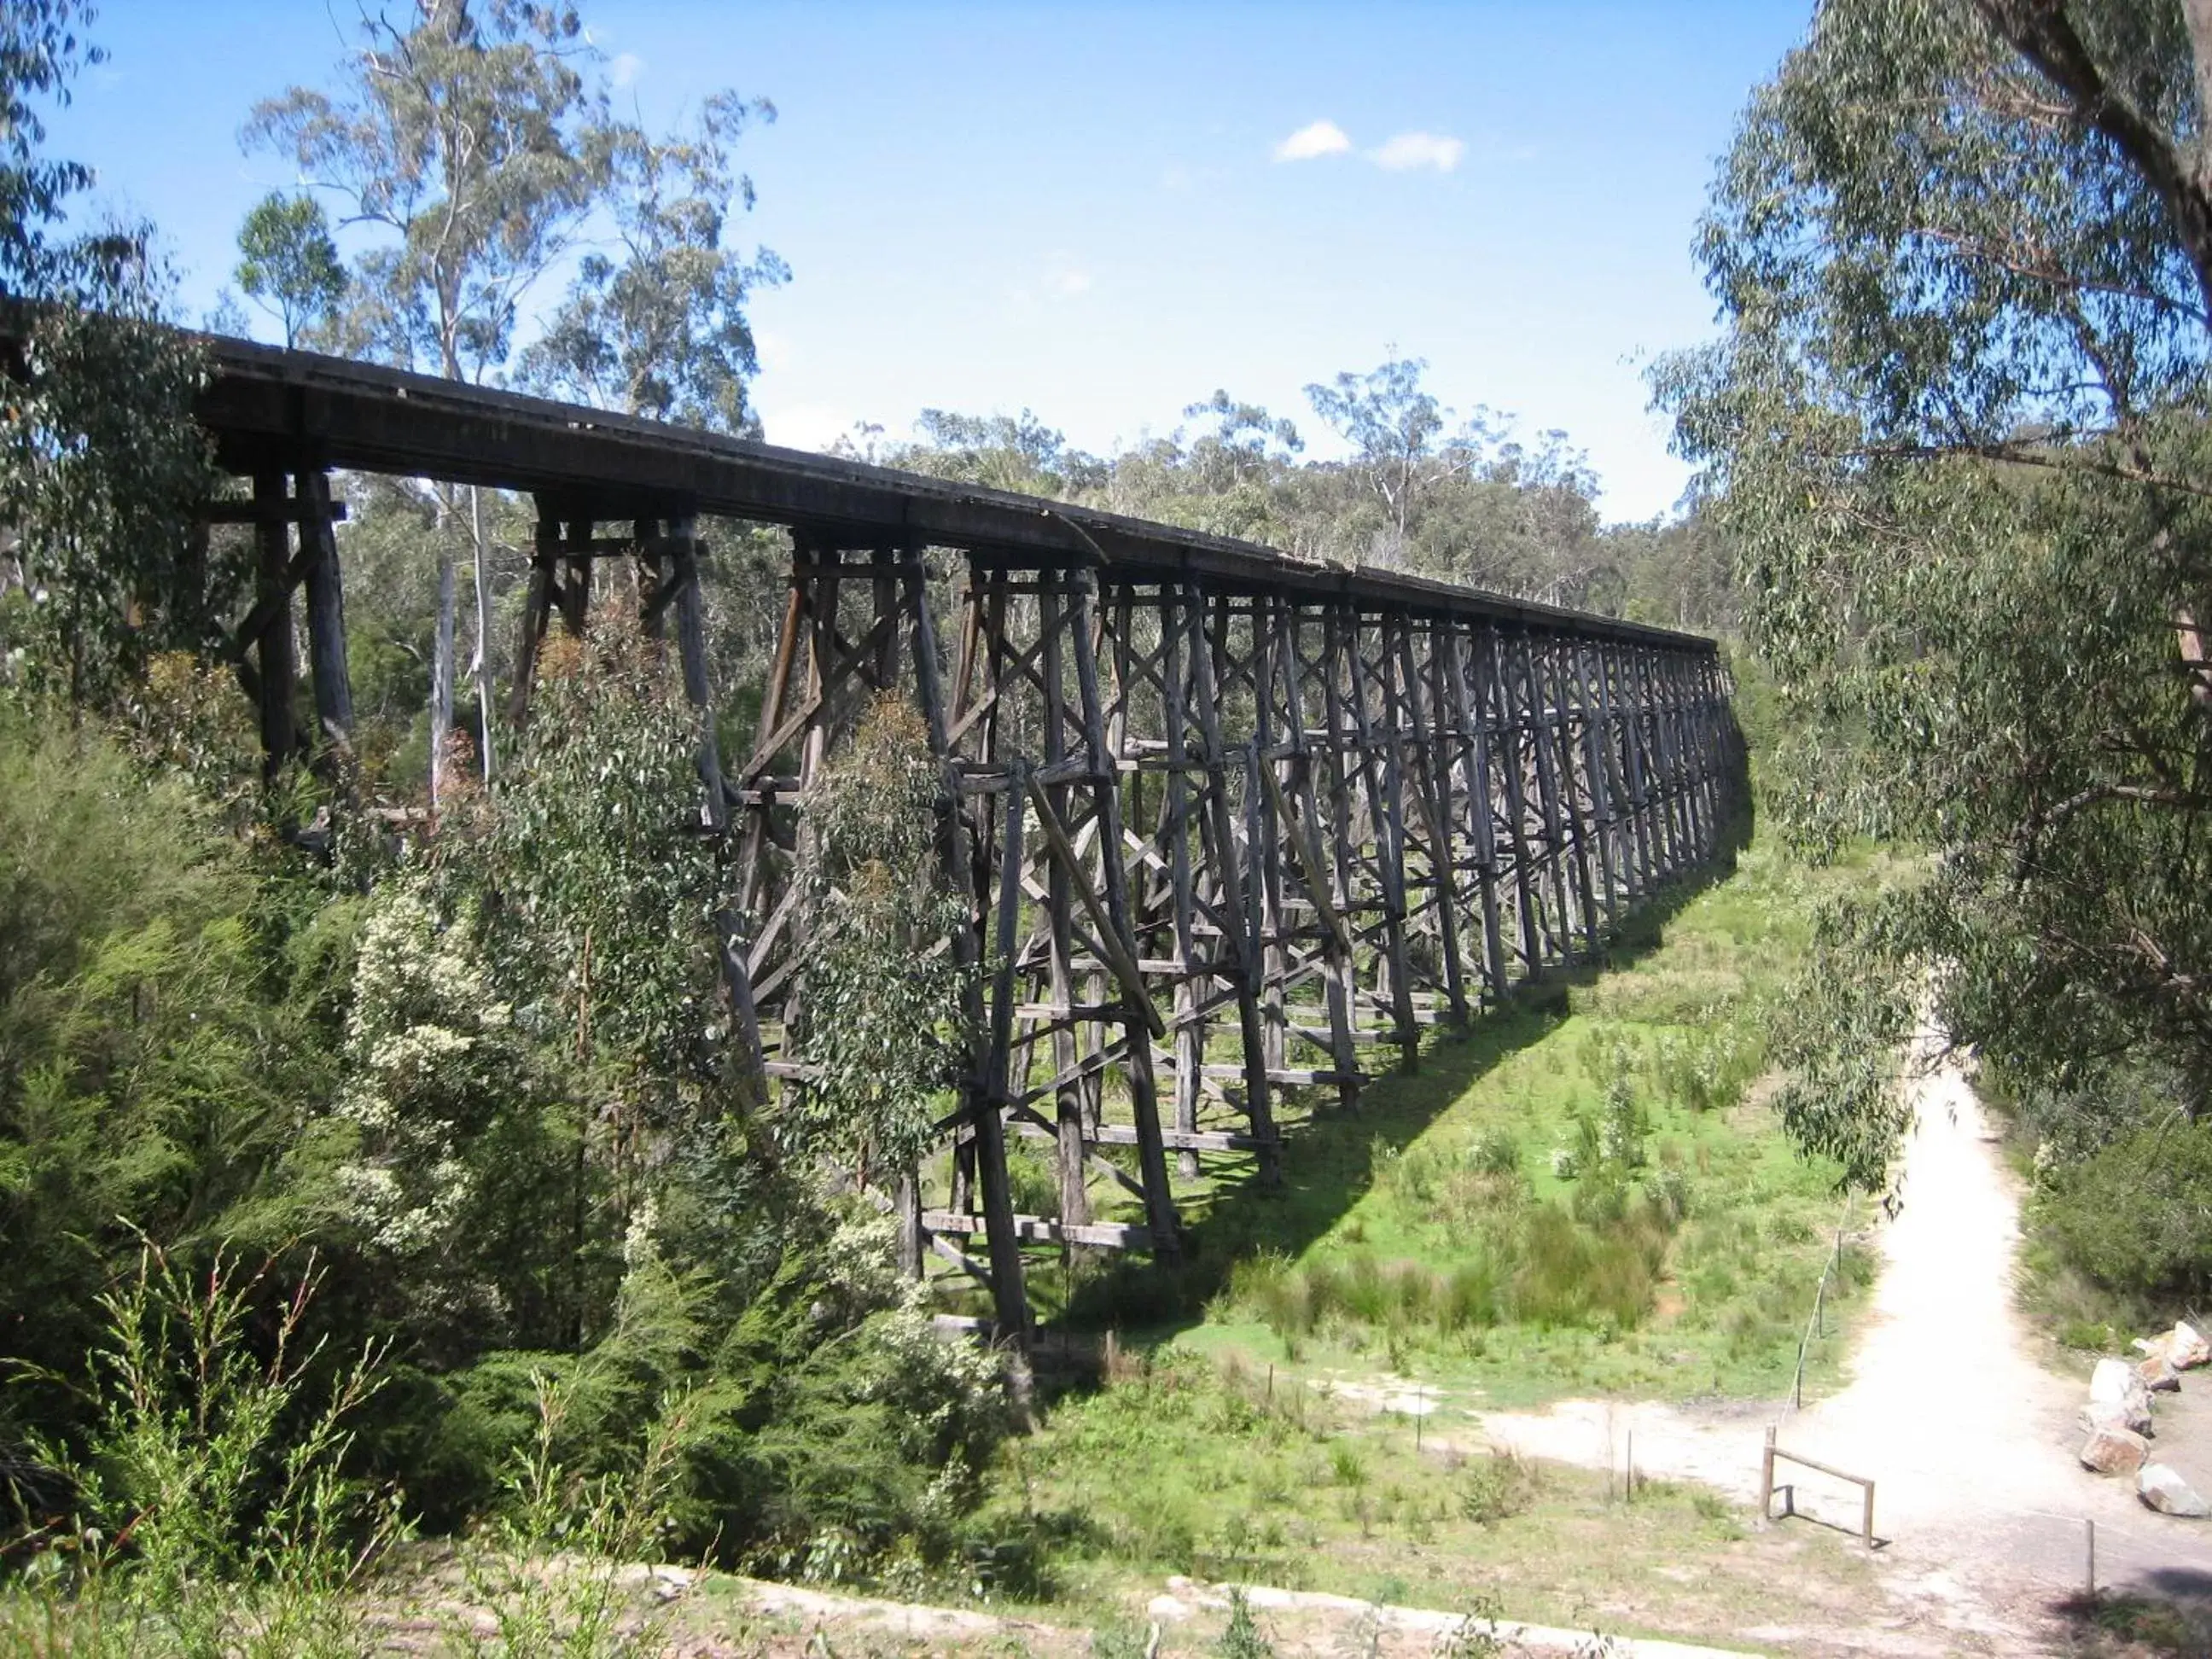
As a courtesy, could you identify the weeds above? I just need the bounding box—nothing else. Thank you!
[1438,1593,1509,1658]
[1456,1449,1537,1528]
[1089,1614,1155,1658]
[445,1371,695,1657]
[1,1243,399,1658]
[1215,1588,1272,1659]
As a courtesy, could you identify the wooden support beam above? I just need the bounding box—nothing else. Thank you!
[251,469,298,775]
[509,511,560,725]
[1187,584,1277,1177]
[560,515,593,636]
[669,515,727,834]
[296,469,353,761]
[975,765,1033,1342]
[1068,566,1182,1257]
[922,1210,1151,1251]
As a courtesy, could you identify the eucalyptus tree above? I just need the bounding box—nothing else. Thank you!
[1303,356,1511,568]
[0,0,218,704]
[246,0,617,805]
[520,90,787,434]
[1657,0,2212,1181]
[0,0,110,298]
[233,191,346,350]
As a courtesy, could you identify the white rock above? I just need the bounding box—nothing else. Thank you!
[2139,1462,2212,1517]
[2174,1322,2212,1369]
[2092,1357,2156,1434]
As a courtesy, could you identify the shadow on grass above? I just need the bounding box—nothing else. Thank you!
[2051,1583,2212,1656]
[1048,799,1756,1348]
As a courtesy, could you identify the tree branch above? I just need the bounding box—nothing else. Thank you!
[1842,435,2212,501]
[1973,0,2212,320]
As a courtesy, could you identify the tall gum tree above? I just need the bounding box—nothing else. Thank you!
[246,0,614,807]
[1658,0,2212,1183]
[519,90,787,434]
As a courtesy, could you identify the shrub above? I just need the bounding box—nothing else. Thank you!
[1470,1127,1521,1178]
[1457,1447,1537,1528]
[1506,1202,1666,1329]
[1217,1587,1274,1659]
[7,1246,398,1658]
[2035,1121,2212,1299]
[1329,1444,1366,1487]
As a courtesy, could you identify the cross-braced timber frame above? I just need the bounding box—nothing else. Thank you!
[169,331,1746,1342]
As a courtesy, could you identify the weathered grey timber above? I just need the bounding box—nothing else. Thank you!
[165,329,1746,1341]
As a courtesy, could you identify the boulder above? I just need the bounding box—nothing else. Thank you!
[2174,1322,2212,1370]
[2092,1357,2156,1434]
[2139,1462,2212,1517]
[2081,1425,2151,1475]
[2141,1351,2183,1393]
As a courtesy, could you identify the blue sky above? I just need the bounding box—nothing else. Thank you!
[50,3,1811,521]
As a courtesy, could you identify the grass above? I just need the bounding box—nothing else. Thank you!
[1049,834,1899,1408]
[975,1345,1892,1654]
[2052,1591,2212,1657]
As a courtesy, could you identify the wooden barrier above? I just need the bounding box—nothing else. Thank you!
[1761,1424,1877,1549]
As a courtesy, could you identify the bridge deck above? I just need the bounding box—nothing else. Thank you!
[194,332,1709,652]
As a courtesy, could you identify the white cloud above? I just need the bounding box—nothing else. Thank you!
[1368,131,1465,172]
[1048,265,1092,299]
[1273,119,1352,162]
[609,51,643,88]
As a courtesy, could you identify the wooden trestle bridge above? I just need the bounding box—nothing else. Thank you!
[185,333,1745,1340]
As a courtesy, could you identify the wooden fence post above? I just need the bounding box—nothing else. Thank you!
[1759,1425,1776,1520]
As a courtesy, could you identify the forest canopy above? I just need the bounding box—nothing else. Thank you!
[1660,0,2212,1192]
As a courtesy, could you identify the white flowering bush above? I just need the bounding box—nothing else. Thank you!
[329,872,568,1350]
[337,879,515,1251]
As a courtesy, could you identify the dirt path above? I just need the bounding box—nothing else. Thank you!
[1470,1029,2212,1638]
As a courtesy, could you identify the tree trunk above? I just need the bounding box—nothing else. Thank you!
[470,484,496,787]
[431,533,456,811]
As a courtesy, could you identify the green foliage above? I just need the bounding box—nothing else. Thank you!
[1438,1597,1511,1659]
[519,90,788,434]
[783,694,971,1175]
[1089,1615,1155,1659]
[470,617,721,1113]
[1456,1449,1537,1528]
[233,190,345,348]
[0,0,145,302]
[1230,1198,1671,1342]
[1216,1587,1274,1659]
[245,0,609,380]
[1656,0,2212,1177]
[331,873,571,1354]
[447,1367,692,1658]
[0,705,345,1417]
[2032,1119,2212,1300]
[0,7,223,707]
[861,358,1726,627]
[0,306,220,707]
[7,1247,397,1659]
